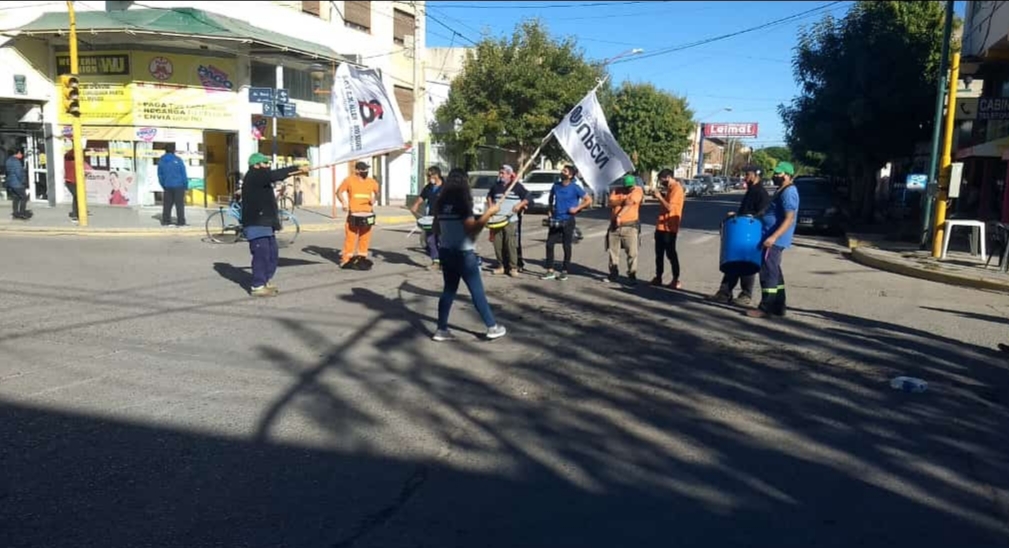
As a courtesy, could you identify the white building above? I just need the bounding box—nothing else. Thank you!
[0,0,426,208]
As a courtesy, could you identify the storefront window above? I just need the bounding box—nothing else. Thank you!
[251,62,276,89]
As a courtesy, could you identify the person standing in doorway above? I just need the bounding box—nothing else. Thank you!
[709,164,770,306]
[64,149,79,222]
[157,143,188,227]
[606,174,644,284]
[410,165,444,270]
[241,153,308,297]
[652,169,685,289]
[542,165,592,281]
[4,148,30,220]
[748,161,800,319]
[337,161,380,268]
[487,164,529,277]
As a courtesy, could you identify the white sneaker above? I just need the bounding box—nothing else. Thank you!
[486,325,507,340]
[432,329,454,342]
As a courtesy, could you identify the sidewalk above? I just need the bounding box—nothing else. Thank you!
[847,232,1009,293]
[0,202,417,236]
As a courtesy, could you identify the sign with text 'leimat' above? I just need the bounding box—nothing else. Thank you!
[703,123,758,138]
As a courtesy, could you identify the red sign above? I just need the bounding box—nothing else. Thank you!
[703,123,758,138]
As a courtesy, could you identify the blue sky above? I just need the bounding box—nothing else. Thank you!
[425,0,968,149]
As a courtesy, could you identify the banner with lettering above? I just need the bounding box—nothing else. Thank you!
[551,89,634,194]
[329,63,406,163]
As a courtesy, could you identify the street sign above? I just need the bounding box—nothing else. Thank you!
[278,102,297,118]
[703,123,759,138]
[277,88,289,103]
[262,102,275,117]
[249,87,274,104]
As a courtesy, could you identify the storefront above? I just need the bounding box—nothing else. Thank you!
[251,115,324,205]
[55,49,242,208]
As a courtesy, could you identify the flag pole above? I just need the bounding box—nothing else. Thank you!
[497,132,554,206]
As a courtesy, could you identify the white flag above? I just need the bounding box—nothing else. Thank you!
[551,89,635,195]
[330,63,407,164]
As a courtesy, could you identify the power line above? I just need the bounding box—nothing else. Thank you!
[430,1,652,9]
[426,11,478,45]
[610,1,847,65]
[425,5,483,37]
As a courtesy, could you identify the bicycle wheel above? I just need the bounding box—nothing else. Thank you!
[276,210,300,247]
[205,210,242,244]
[278,195,295,213]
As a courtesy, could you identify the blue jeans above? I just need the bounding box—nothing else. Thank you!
[249,236,278,288]
[425,231,439,261]
[438,249,496,330]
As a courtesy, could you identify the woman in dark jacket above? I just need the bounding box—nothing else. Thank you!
[240,153,307,297]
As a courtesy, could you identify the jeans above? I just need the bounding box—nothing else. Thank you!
[425,231,439,262]
[492,222,519,271]
[607,225,640,275]
[758,245,786,315]
[516,215,525,268]
[249,235,279,288]
[545,218,575,272]
[654,230,680,280]
[162,187,187,225]
[8,186,28,217]
[438,249,496,330]
[66,182,79,219]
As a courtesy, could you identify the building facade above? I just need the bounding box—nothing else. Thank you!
[0,0,427,210]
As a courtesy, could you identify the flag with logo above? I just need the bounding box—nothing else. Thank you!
[551,89,635,195]
[330,63,407,164]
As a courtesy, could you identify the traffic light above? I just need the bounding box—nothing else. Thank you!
[59,74,81,117]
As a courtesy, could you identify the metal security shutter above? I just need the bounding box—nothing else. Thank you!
[393,8,414,45]
[394,86,413,122]
[344,1,371,32]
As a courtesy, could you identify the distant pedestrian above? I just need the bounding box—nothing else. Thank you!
[4,148,30,220]
[651,169,685,289]
[431,168,507,342]
[709,164,770,306]
[542,165,592,281]
[240,153,307,297]
[410,165,444,269]
[157,143,188,227]
[64,149,79,222]
[747,161,800,319]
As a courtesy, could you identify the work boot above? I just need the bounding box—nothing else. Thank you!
[250,286,275,298]
[732,292,752,307]
[708,289,732,303]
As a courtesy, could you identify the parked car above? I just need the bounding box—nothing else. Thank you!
[793,176,842,234]
[712,177,727,193]
[468,170,498,216]
[522,170,600,213]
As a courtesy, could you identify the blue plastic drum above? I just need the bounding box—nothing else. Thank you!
[720,215,763,276]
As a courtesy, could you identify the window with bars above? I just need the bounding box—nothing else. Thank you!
[393,8,414,46]
[394,86,413,122]
[344,1,371,33]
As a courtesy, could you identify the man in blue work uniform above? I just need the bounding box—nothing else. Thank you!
[747,161,800,319]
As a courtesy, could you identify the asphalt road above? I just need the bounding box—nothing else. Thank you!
[1,193,1007,548]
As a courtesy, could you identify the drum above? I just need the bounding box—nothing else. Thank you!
[486,214,511,230]
[720,215,763,276]
[416,215,434,231]
[350,212,376,228]
[542,218,567,229]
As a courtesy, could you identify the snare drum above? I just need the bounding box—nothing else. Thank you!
[349,212,376,228]
[416,215,434,232]
[543,218,568,230]
[486,214,511,230]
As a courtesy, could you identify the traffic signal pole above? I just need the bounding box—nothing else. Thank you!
[67,0,88,226]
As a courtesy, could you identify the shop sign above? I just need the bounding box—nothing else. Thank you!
[56,53,131,76]
[977,97,1009,121]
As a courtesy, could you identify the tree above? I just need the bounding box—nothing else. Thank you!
[431,20,603,168]
[779,1,949,219]
[606,82,694,175]
[750,149,778,177]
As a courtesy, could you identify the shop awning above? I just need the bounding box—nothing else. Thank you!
[12,8,355,64]
[956,135,1009,160]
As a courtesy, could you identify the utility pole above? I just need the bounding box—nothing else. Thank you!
[411,1,424,196]
[932,51,961,258]
[921,0,955,248]
[67,0,88,226]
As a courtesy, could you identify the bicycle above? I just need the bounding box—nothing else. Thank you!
[276,181,296,213]
[205,199,301,247]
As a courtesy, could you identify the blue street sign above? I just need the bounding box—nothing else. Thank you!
[278,102,297,118]
[277,88,289,103]
[262,102,275,117]
[249,87,274,104]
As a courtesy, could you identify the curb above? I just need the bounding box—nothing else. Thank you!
[0,214,420,237]
[850,246,1009,293]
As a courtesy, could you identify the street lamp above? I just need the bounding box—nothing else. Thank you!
[595,48,644,87]
[695,107,732,176]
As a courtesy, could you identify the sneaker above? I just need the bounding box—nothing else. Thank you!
[506,270,519,278]
[668,279,683,290]
[650,276,663,286]
[432,329,454,342]
[732,293,753,307]
[492,267,505,275]
[558,272,569,281]
[486,325,507,340]
[265,281,279,293]
[427,261,441,271]
[541,271,557,280]
[250,286,275,297]
[627,273,638,286]
[708,290,731,303]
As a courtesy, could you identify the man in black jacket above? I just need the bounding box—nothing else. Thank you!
[240,153,307,297]
[709,165,770,306]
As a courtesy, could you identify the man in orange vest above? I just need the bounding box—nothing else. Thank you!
[606,174,644,284]
[337,161,380,268]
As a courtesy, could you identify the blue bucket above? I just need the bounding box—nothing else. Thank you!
[720,215,763,276]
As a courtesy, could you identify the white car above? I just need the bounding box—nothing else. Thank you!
[468,170,498,216]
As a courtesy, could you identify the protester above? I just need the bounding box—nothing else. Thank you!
[606,174,644,284]
[410,165,444,270]
[747,161,800,319]
[709,164,770,306]
[651,169,685,289]
[542,165,592,281]
[487,164,529,277]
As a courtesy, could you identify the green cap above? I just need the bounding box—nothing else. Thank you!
[773,161,795,176]
[248,153,270,166]
[623,175,637,187]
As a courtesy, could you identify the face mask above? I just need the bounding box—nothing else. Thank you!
[772,175,785,185]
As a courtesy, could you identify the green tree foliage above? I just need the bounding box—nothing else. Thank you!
[779,1,948,216]
[606,82,694,174]
[431,19,603,168]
